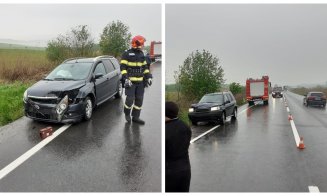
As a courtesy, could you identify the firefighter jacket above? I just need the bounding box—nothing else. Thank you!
[120,48,152,83]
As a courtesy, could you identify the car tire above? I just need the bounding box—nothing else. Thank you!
[220,112,226,125]
[83,96,93,121]
[323,104,326,108]
[191,120,198,126]
[264,100,268,105]
[115,82,123,99]
[232,108,237,120]
[248,101,254,106]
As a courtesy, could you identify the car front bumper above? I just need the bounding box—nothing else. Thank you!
[188,110,223,122]
[24,99,85,123]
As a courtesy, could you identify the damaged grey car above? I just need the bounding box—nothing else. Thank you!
[23,55,122,123]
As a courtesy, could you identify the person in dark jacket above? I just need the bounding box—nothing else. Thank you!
[165,101,192,192]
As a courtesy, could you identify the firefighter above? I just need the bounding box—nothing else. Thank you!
[120,35,152,124]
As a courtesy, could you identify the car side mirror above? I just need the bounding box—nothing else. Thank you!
[94,73,104,80]
[225,100,230,104]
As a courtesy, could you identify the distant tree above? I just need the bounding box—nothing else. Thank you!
[176,50,225,101]
[46,25,95,62]
[99,20,132,57]
[229,82,243,95]
[68,25,95,57]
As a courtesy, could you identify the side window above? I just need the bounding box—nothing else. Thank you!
[94,62,107,75]
[103,59,115,73]
[227,93,234,102]
[224,94,229,103]
[110,59,121,70]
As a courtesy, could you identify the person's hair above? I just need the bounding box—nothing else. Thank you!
[165,101,179,119]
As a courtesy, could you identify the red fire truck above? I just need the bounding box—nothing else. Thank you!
[150,41,161,62]
[246,76,270,105]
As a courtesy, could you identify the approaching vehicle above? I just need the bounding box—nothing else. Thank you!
[303,92,326,108]
[188,91,237,125]
[272,86,283,98]
[246,76,270,105]
[149,41,161,62]
[23,56,122,123]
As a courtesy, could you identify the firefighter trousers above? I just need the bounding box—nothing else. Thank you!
[124,82,145,118]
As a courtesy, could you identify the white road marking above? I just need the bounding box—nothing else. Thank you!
[0,124,71,180]
[190,125,220,143]
[238,104,255,115]
[287,107,290,113]
[284,97,300,147]
[308,186,320,192]
[190,105,255,144]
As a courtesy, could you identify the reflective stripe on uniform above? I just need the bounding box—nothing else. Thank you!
[124,104,132,109]
[143,69,150,74]
[121,60,147,67]
[121,70,127,75]
[121,60,128,65]
[129,77,144,81]
[133,105,142,110]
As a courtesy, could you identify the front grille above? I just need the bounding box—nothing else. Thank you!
[29,98,58,104]
[195,108,210,112]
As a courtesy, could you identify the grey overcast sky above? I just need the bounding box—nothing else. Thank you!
[166,4,327,86]
[0,4,161,46]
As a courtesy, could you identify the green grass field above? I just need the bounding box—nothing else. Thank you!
[0,82,31,126]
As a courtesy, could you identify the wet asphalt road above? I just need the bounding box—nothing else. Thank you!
[189,91,327,192]
[0,61,161,192]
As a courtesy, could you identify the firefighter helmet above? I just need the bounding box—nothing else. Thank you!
[132,35,146,48]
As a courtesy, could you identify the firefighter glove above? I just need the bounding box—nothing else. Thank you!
[147,78,152,86]
[125,79,132,88]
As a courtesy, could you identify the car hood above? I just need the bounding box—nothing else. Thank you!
[27,80,86,97]
[191,102,221,109]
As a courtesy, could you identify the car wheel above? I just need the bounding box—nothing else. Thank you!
[220,112,226,125]
[232,108,237,120]
[115,82,123,99]
[191,120,197,126]
[323,104,326,108]
[248,101,254,106]
[83,97,93,121]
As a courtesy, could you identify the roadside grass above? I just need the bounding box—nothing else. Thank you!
[0,82,31,126]
[0,49,56,82]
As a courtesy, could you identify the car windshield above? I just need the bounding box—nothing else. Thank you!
[273,87,283,91]
[46,62,93,81]
[199,94,223,104]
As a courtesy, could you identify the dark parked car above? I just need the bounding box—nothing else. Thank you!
[272,86,283,98]
[188,91,237,125]
[303,92,326,108]
[23,56,122,123]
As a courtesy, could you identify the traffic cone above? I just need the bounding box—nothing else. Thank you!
[298,137,305,149]
[288,114,293,121]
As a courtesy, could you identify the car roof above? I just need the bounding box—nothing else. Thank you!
[63,56,115,64]
[205,91,231,96]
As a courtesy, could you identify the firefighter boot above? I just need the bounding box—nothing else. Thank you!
[125,115,131,123]
[132,117,145,125]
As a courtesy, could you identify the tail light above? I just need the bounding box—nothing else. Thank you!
[308,96,315,100]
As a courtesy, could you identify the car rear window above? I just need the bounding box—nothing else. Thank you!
[311,93,325,97]
[199,94,223,104]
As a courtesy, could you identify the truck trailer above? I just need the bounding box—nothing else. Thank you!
[246,76,270,105]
